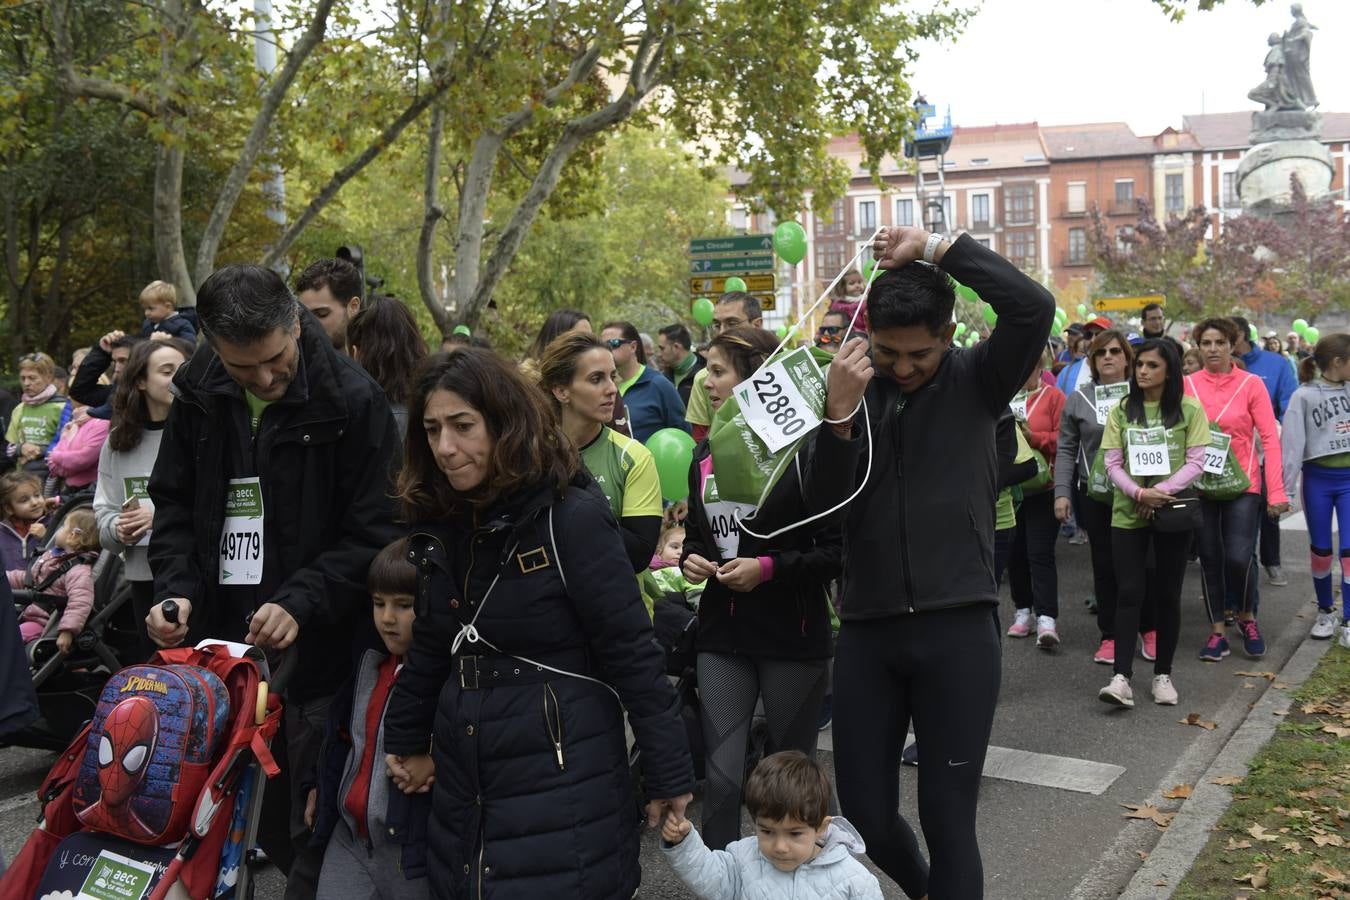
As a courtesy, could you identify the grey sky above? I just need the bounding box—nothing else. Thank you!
[909,0,1349,134]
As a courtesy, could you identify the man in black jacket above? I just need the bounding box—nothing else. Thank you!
[806,226,1054,899]
[144,265,401,900]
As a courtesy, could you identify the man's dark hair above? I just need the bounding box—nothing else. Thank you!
[197,264,300,345]
[659,324,692,352]
[1142,302,1163,317]
[110,334,145,352]
[868,263,956,336]
[717,292,762,323]
[294,257,362,305]
[1229,316,1253,348]
[601,320,647,365]
[530,309,590,359]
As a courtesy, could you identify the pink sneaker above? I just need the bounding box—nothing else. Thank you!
[1093,638,1115,665]
[1007,608,1033,638]
[1140,630,1158,662]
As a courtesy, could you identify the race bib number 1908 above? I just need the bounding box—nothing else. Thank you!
[219,476,264,585]
[1126,427,1170,478]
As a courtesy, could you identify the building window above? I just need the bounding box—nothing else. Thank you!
[1067,227,1087,264]
[1115,180,1134,205]
[1116,225,1135,255]
[1066,182,1087,214]
[1005,184,1035,226]
[728,207,749,233]
[816,199,845,236]
[975,237,991,248]
[858,200,877,233]
[1165,173,1184,213]
[925,195,953,231]
[1006,230,1036,269]
[972,193,991,229]
[815,242,845,275]
[1222,172,1239,208]
[895,198,914,227]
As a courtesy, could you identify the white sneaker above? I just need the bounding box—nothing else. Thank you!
[1312,611,1337,640]
[1339,624,1350,650]
[1099,674,1134,708]
[1007,608,1034,638]
[1036,615,1059,649]
[1152,675,1178,706]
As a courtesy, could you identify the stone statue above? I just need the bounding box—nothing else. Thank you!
[1283,3,1318,109]
[1249,4,1318,112]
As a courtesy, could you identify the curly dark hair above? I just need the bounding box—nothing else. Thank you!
[347,295,428,406]
[397,349,579,522]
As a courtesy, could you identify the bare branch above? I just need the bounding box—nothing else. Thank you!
[49,0,160,116]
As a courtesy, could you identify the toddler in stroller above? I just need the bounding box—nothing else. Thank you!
[10,506,100,654]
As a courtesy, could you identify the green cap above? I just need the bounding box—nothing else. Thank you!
[453,325,472,337]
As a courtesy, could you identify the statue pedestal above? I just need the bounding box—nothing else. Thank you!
[1250,109,1321,143]
[1236,138,1333,217]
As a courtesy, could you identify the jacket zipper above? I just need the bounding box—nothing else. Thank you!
[543,683,565,770]
[894,394,917,611]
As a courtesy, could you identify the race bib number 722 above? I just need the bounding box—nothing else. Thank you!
[220,477,264,585]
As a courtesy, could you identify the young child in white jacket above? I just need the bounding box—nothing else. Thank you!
[660,750,882,899]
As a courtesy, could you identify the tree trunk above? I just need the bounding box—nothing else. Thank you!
[153,137,195,307]
[417,104,450,336]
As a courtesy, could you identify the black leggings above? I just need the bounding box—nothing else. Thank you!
[696,653,829,850]
[1008,490,1060,617]
[833,605,1001,899]
[1111,526,1188,678]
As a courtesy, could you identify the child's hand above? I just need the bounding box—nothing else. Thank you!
[661,814,692,845]
[304,788,317,829]
[386,753,435,794]
[29,522,47,540]
[56,630,73,654]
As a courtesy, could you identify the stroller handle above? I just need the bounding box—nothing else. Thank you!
[161,599,180,624]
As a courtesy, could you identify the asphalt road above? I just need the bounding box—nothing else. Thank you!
[0,524,1319,899]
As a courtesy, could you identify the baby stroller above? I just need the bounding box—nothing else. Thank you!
[5,496,140,751]
[0,635,289,900]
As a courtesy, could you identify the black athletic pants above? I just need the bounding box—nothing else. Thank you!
[1111,526,1188,679]
[833,605,1001,899]
[1008,490,1060,618]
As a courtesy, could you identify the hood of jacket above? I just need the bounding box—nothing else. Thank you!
[807,817,867,867]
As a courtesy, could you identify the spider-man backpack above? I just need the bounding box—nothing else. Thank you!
[71,663,231,844]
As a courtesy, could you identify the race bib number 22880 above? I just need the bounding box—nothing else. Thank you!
[219,476,264,585]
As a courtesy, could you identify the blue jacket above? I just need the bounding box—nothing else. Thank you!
[140,312,197,342]
[623,364,690,443]
[1241,346,1297,421]
[1056,357,1086,395]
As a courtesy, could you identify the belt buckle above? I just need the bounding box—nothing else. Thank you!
[459,655,479,690]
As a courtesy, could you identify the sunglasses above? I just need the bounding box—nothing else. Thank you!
[605,338,631,350]
[1093,346,1125,357]
[817,325,844,335]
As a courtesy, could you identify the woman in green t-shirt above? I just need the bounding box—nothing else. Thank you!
[1098,339,1209,710]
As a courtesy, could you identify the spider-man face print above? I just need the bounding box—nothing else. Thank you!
[97,696,159,808]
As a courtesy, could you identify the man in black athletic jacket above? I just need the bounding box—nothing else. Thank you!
[806,225,1055,899]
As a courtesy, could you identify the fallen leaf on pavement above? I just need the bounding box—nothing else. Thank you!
[1273,709,1288,716]
[1312,863,1349,888]
[1248,823,1280,842]
[1136,850,1149,860]
[1273,682,1290,689]
[1283,840,1303,854]
[1322,723,1350,739]
[1180,713,1218,730]
[1235,864,1269,889]
[1211,775,1245,785]
[1312,833,1345,848]
[1235,671,1277,680]
[1121,803,1174,828]
[1162,783,1193,799]
[1226,837,1253,850]
[1242,681,1256,689]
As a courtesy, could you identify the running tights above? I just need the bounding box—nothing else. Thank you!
[696,653,829,850]
[1302,463,1350,619]
[1111,526,1187,679]
[832,605,1001,899]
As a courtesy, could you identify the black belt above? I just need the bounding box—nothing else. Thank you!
[457,649,591,690]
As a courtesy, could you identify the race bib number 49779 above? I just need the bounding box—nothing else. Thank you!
[219,477,264,585]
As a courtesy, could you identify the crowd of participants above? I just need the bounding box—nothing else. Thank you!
[1,225,1348,900]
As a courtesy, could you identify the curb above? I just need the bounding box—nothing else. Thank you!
[1116,628,1333,899]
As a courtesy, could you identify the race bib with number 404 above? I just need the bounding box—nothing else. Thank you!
[734,347,826,454]
[702,473,756,561]
[220,476,264,585]
[1126,427,1170,478]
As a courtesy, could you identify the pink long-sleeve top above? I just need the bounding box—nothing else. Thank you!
[45,416,110,488]
[1023,384,1066,458]
[9,549,96,635]
[1185,369,1287,505]
[1105,446,1207,500]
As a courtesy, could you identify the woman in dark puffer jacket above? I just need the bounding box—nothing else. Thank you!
[382,349,694,900]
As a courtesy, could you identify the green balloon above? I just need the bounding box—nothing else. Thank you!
[692,297,715,327]
[954,281,980,304]
[1249,323,1259,343]
[1293,318,1309,334]
[862,258,877,282]
[954,322,967,338]
[773,221,808,265]
[646,427,696,502]
[1054,310,1067,329]
[1076,303,1088,318]
[982,304,997,328]
[724,276,747,293]
[775,324,787,338]
[1306,326,1320,343]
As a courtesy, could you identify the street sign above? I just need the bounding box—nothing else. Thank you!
[689,274,776,295]
[689,255,775,274]
[690,235,774,255]
[1093,293,1165,313]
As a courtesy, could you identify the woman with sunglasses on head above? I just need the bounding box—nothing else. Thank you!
[1098,339,1209,708]
[681,326,841,851]
[1055,329,1162,667]
[1187,318,1288,662]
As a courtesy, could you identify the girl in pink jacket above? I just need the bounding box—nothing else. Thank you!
[1187,318,1290,663]
[8,506,101,654]
[45,409,110,490]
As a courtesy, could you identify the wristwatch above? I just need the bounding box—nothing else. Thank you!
[923,232,945,264]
